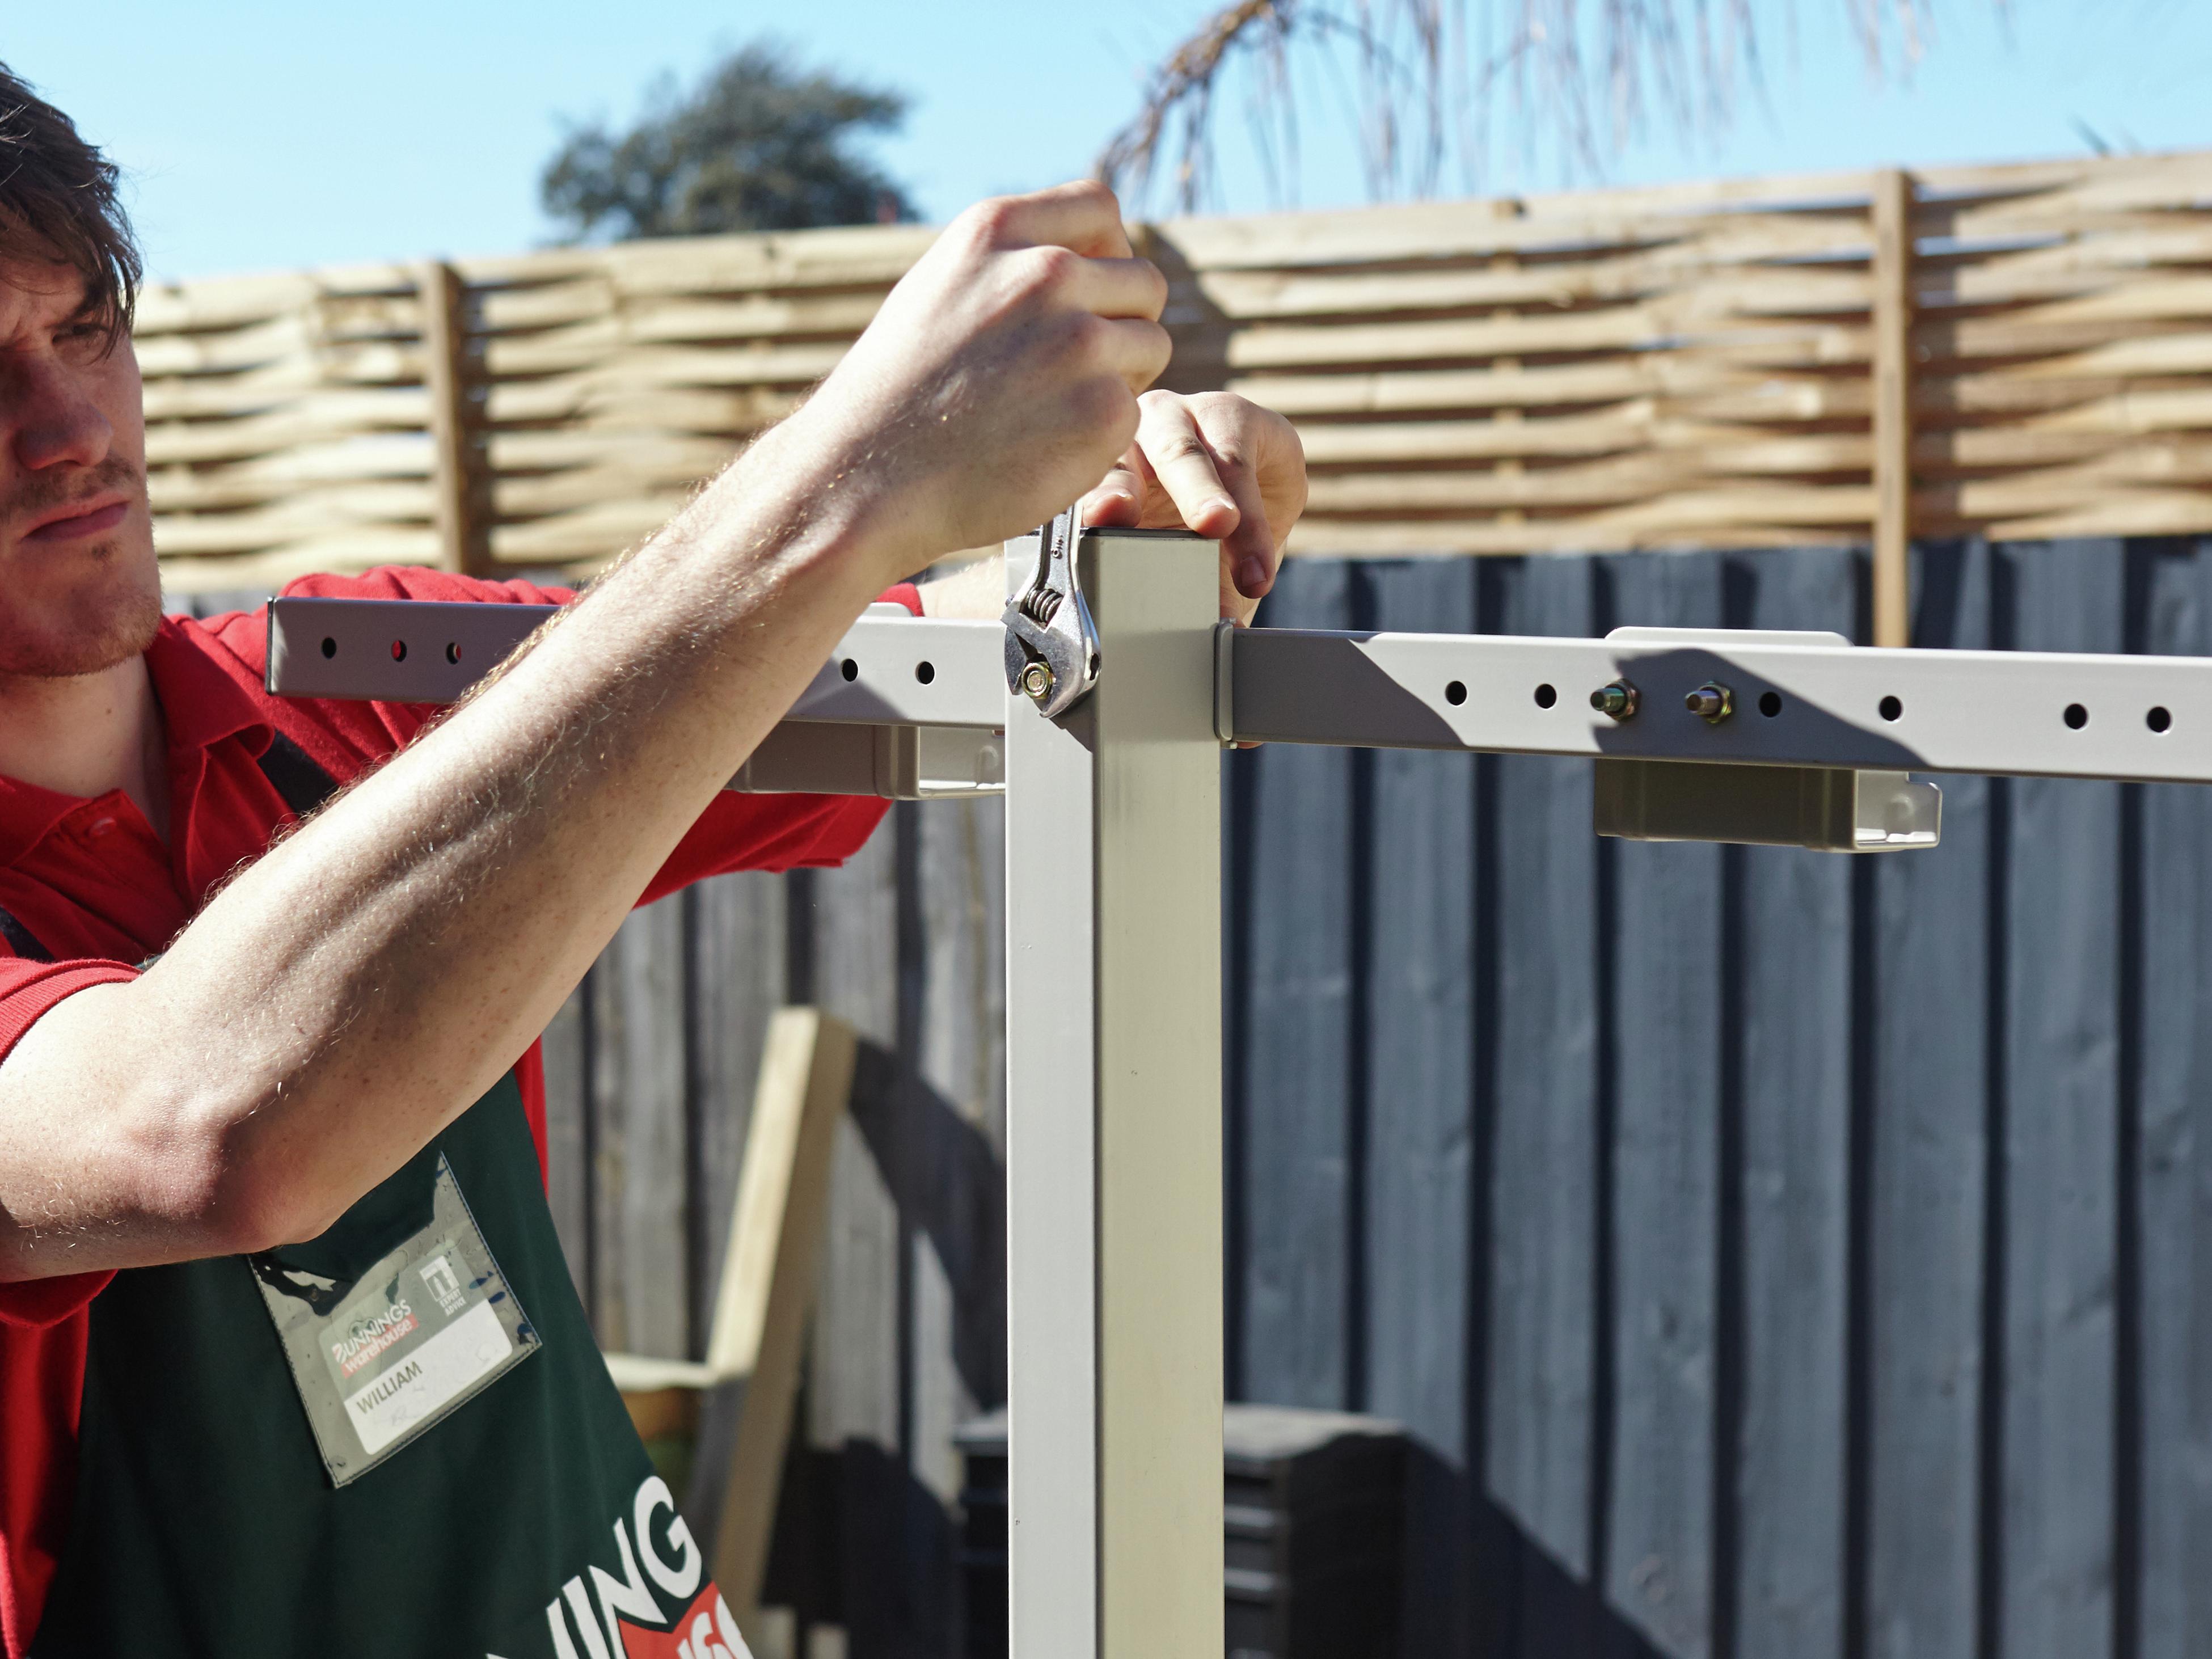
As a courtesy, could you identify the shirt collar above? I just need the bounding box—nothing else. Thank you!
[0,617,274,868]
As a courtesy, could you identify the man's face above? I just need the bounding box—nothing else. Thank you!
[0,257,157,679]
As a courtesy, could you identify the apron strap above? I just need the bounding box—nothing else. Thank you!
[256,731,340,820]
[0,907,51,962]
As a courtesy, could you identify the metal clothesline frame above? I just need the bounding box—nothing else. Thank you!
[267,529,2212,1658]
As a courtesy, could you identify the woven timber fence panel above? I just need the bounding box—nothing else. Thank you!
[144,150,2212,601]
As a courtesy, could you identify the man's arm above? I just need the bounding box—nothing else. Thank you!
[0,182,1173,1280]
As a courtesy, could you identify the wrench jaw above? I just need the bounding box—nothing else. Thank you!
[1002,507,1103,720]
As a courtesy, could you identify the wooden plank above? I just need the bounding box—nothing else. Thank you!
[1733,547,1857,1655]
[1604,551,1726,1659]
[1481,553,1603,1650]
[2000,538,2122,1659]
[1235,560,1359,1409]
[1358,559,1478,1655]
[1865,538,1992,1659]
[592,898,694,1358]
[1188,257,1872,323]
[2136,534,2212,1659]
[711,1008,860,1618]
[1873,170,1916,648]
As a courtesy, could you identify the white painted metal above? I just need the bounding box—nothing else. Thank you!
[1227,623,2212,783]
[1003,528,1224,1659]
[265,598,1005,729]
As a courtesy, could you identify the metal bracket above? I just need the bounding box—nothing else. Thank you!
[1002,506,1102,719]
[1590,627,1941,852]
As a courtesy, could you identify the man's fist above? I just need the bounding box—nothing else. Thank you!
[794,180,1171,570]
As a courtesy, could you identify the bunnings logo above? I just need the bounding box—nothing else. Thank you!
[492,1475,752,1659]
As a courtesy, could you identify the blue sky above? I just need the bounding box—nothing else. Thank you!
[7,0,2207,282]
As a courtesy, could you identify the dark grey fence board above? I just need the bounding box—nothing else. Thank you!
[910,796,1008,1506]
[593,899,692,1357]
[1734,548,1857,1659]
[689,871,787,1351]
[806,821,904,1451]
[1481,554,1605,1649]
[1605,553,1726,1659]
[1238,563,1361,1409]
[2138,537,2212,1659]
[1866,539,1994,1659]
[1362,558,1480,1656]
[541,982,593,1304]
[2001,541,2124,1659]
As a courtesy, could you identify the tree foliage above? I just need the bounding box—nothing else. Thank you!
[542,43,915,241]
[1099,0,1957,213]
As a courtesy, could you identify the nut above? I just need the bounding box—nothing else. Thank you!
[1686,682,1734,724]
[1590,681,1640,721]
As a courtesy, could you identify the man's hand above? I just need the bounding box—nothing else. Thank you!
[1082,390,1306,626]
[795,179,1172,573]
[918,390,1308,626]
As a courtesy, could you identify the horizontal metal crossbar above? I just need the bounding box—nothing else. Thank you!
[264,598,1006,728]
[1226,625,2212,784]
[266,596,2212,787]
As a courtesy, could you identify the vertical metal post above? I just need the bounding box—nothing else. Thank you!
[1004,528,1224,1659]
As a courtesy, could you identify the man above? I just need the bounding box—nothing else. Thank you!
[0,67,1306,1657]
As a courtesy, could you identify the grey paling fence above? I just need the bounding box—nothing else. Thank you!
[1233,539,2212,1659]
[177,534,2212,1657]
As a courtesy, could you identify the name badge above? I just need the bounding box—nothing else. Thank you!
[251,1154,539,1485]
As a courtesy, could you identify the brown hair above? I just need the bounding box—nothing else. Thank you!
[0,63,139,345]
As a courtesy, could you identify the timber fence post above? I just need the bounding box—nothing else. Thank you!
[416,259,491,577]
[1872,168,1918,649]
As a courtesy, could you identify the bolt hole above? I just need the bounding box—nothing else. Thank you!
[445,642,461,665]
[915,661,936,685]
[320,636,336,659]
[1533,682,1556,709]
[390,639,407,663]
[1758,690,1782,718]
[2149,706,2173,733]
[2065,702,2089,730]
[1878,695,1903,722]
[1445,681,1468,706]
[840,658,859,682]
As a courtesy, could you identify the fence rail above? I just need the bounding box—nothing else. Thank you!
[143,153,2212,607]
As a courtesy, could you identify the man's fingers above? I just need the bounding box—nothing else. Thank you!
[1094,316,1173,395]
[1133,395,1241,542]
[1068,254,1169,320]
[1082,444,1154,526]
[982,180,1134,258]
[1190,410,1279,607]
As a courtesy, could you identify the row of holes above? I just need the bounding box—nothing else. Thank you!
[1438,678,2182,734]
[319,637,465,665]
[841,658,935,684]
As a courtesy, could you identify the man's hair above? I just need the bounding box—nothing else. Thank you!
[0,63,138,344]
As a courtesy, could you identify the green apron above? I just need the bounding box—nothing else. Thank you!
[30,1074,748,1658]
[22,738,751,1658]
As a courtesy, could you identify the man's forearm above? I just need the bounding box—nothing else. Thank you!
[0,416,907,1276]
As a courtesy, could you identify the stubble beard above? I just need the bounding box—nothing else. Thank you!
[0,458,162,680]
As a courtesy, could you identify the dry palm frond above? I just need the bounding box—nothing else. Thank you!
[1099,0,1941,213]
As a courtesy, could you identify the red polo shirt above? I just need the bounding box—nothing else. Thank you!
[0,565,913,1654]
